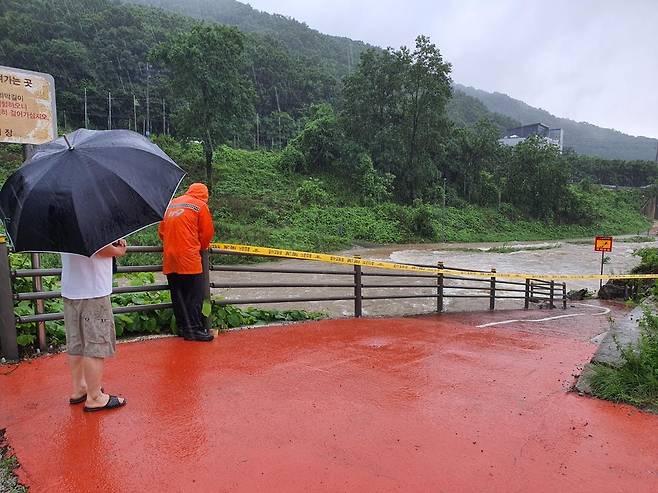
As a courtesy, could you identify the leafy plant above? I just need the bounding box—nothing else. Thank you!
[590,307,658,410]
[210,301,325,331]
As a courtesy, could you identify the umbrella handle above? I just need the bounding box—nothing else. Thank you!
[63,135,74,150]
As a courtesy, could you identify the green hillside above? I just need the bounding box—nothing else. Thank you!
[457,84,658,161]
[108,139,654,255]
[127,0,657,161]
[126,0,372,79]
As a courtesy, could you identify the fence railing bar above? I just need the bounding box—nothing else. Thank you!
[211,265,354,276]
[13,268,62,278]
[212,296,355,305]
[491,296,535,300]
[15,284,171,301]
[116,265,163,274]
[442,295,496,299]
[362,294,441,300]
[360,272,438,279]
[529,278,553,285]
[126,246,163,253]
[211,282,355,289]
[361,283,438,289]
[16,302,173,324]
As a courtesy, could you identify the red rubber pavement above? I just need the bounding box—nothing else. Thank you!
[2,305,658,492]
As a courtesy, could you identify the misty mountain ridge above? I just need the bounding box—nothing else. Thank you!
[456,85,657,161]
[127,0,657,162]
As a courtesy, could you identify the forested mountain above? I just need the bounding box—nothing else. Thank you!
[127,0,656,161]
[456,84,658,161]
[126,0,520,134]
[127,0,371,79]
[0,0,342,140]
[1,0,654,161]
[0,0,513,139]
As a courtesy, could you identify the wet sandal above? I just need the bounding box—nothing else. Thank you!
[69,387,104,405]
[69,394,87,405]
[83,395,126,412]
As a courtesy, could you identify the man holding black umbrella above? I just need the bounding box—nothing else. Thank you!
[0,128,186,409]
[62,239,128,412]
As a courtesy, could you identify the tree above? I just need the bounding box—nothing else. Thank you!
[341,35,453,202]
[447,119,504,205]
[152,25,255,189]
[503,136,569,220]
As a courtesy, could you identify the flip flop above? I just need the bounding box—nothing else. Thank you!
[69,394,87,405]
[83,395,126,413]
[69,387,104,405]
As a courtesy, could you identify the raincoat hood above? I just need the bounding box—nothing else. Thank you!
[186,183,209,203]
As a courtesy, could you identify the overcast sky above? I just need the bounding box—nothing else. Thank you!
[246,0,657,139]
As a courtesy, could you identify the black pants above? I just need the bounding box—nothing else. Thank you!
[167,273,205,333]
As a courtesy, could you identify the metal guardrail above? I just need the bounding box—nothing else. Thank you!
[0,243,567,361]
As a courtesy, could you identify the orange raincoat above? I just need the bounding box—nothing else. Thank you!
[158,183,214,275]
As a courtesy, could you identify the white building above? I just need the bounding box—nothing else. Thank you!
[499,123,563,152]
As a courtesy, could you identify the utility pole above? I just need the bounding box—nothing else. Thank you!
[162,98,166,135]
[133,93,137,132]
[255,113,260,149]
[84,87,88,128]
[348,44,352,73]
[274,86,281,148]
[443,177,447,208]
[107,91,112,130]
[146,62,150,137]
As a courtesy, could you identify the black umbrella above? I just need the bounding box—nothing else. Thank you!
[0,129,185,256]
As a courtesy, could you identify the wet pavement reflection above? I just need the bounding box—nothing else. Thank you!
[2,305,658,492]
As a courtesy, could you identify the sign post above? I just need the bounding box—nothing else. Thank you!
[594,236,613,288]
[0,65,57,353]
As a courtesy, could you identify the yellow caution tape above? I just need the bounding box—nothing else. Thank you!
[210,242,658,281]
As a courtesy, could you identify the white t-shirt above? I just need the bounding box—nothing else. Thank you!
[61,253,113,299]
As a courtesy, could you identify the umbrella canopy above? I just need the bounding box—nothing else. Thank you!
[0,129,185,256]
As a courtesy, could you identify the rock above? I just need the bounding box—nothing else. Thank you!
[567,288,588,301]
[598,281,629,300]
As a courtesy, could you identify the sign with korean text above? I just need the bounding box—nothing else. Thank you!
[0,66,57,145]
[594,236,613,252]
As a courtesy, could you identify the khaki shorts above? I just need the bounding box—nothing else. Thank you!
[63,296,116,358]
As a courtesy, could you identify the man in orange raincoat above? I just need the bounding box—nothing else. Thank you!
[158,183,215,341]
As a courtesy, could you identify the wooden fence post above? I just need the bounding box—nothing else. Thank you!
[549,280,555,309]
[0,238,18,361]
[201,249,211,330]
[437,261,444,313]
[354,256,362,318]
[31,253,46,352]
[524,279,530,309]
[489,268,496,311]
[562,282,567,309]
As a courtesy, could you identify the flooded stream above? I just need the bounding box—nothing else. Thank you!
[210,235,656,318]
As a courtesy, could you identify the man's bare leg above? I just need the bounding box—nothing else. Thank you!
[68,354,87,400]
[83,356,125,408]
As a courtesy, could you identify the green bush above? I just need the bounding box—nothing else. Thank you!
[410,201,437,240]
[277,144,306,174]
[295,178,332,206]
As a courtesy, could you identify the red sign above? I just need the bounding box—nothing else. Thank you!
[594,236,613,252]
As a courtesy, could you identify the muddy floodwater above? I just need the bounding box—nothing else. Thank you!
[210,235,655,318]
